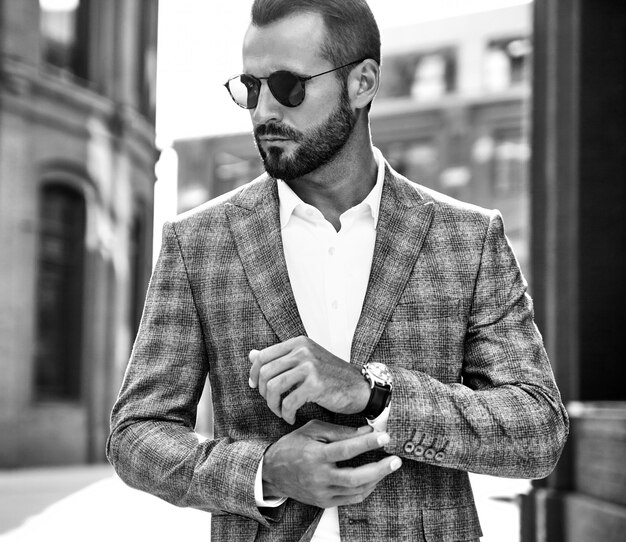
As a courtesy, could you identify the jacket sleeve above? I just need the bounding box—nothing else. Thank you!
[384,212,569,479]
[106,221,278,525]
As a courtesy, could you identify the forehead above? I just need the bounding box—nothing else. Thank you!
[242,12,328,74]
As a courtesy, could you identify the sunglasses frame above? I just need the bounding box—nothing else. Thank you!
[224,58,367,109]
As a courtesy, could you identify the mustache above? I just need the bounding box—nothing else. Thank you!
[255,122,302,141]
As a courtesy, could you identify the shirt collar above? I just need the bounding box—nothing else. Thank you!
[278,146,386,229]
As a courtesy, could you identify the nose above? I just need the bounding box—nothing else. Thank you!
[251,81,283,125]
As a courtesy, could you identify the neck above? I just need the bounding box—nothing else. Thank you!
[285,126,378,230]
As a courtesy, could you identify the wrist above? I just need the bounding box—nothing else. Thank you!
[342,364,372,414]
[261,479,282,501]
[354,374,372,413]
[261,443,284,499]
[256,453,286,507]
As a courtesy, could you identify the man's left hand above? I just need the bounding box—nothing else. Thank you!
[249,336,370,424]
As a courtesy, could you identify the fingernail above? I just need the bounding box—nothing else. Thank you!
[390,458,402,471]
[357,425,373,434]
[377,433,390,446]
[249,349,259,361]
[248,377,256,388]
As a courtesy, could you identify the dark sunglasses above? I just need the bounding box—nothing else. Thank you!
[224,58,366,109]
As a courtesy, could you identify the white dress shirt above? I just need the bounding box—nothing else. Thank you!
[254,148,389,541]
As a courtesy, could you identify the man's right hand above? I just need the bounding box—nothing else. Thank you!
[261,420,402,509]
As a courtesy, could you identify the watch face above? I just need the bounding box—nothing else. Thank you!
[366,362,392,384]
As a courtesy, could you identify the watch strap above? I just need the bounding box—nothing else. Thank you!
[361,382,391,420]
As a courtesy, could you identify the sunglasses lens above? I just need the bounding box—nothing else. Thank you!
[227,74,260,109]
[268,71,305,107]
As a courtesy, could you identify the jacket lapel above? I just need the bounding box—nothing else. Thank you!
[351,166,436,366]
[225,166,435,360]
[225,176,306,342]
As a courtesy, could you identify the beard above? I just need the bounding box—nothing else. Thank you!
[253,87,356,181]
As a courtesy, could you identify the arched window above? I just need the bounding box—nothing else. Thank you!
[34,184,86,401]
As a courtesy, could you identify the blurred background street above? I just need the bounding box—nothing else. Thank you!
[0,469,528,542]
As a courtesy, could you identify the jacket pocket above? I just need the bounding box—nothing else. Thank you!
[422,504,483,541]
[211,512,259,542]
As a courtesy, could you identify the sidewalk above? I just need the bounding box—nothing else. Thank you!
[0,466,529,541]
[0,465,210,542]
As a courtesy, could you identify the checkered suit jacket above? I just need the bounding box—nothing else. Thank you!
[107,162,568,541]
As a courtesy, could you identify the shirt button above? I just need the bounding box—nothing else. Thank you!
[328,246,336,256]
[424,448,436,460]
[435,451,446,462]
[331,300,339,310]
[403,441,415,454]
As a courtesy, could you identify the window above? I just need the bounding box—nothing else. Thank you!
[491,129,530,196]
[378,49,457,101]
[383,140,440,188]
[39,0,89,80]
[34,185,86,401]
[136,0,158,120]
[484,37,532,92]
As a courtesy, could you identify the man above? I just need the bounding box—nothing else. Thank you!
[107,1,569,541]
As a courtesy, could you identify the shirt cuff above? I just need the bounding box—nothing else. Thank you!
[366,400,391,432]
[254,456,287,508]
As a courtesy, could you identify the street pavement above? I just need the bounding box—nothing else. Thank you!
[0,465,530,541]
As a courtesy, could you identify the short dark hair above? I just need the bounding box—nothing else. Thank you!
[250,0,381,72]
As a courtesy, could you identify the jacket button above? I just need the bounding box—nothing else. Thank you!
[414,445,425,457]
[403,441,415,454]
[424,448,436,460]
[435,451,446,462]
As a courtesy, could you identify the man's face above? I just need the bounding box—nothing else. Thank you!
[253,84,356,181]
[242,12,357,181]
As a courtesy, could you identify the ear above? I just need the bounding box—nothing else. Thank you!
[348,59,380,110]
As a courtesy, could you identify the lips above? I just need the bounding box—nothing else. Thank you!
[255,123,300,142]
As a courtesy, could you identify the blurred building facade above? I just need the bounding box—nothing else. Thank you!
[525,1,626,541]
[175,4,532,273]
[0,0,158,467]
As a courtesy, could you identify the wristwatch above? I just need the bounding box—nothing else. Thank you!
[360,362,393,420]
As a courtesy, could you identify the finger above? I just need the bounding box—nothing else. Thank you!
[248,350,260,388]
[323,431,391,463]
[317,482,377,508]
[280,375,319,425]
[265,370,304,420]
[328,480,379,498]
[332,455,402,489]
[325,492,370,508]
[249,337,303,388]
[256,337,303,366]
[303,420,373,443]
[325,484,379,508]
[258,353,299,399]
